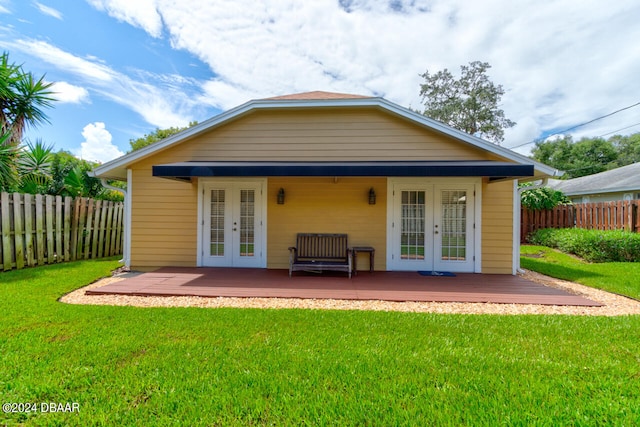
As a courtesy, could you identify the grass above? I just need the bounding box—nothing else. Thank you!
[521,245,640,300]
[1,259,639,425]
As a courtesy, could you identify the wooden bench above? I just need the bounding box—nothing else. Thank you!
[288,233,352,278]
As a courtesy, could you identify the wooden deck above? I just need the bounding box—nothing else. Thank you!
[86,268,603,306]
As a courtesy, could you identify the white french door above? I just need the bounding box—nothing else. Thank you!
[200,180,265,268]
[389,180,476,272]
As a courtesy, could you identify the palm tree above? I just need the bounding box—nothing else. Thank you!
[17,139,54,194]
[0,132,18,191]
[0,51,55,147]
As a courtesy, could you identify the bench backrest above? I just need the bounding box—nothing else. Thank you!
[295,233,348,261]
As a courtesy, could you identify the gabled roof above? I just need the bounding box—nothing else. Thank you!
[91,91,559,181]
[547,162,640,196]
[264,91,372,100]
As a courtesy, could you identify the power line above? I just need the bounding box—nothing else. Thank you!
[507,101,640,149]
[598,121,640,137]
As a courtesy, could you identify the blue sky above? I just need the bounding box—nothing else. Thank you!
[1,0,639,162]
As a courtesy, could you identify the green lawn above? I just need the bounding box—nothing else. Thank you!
[521,245,640,300]
[1,259,640,425]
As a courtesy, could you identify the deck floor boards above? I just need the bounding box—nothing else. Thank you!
[86,267,603,306]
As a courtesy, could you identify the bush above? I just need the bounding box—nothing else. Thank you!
[527,228,640,262]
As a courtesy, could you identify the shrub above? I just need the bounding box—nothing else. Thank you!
[527,228,640,262]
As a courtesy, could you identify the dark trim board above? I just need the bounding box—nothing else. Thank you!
[152,161,534,180]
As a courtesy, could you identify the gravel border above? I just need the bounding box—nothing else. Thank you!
[59,270,640,316]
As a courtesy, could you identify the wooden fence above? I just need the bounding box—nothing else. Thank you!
[0,192,124,271]
[521,200,640,242]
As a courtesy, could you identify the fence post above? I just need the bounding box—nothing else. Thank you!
[1,192,12,271]
[12,193,24,270]
[63,197,71,262]
[24,193,34,267]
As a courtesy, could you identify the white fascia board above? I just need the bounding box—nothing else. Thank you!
[371,98,561,177]
[562,187,640,196]
[92,96,560,179]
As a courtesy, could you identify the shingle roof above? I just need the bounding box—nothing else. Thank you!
[264,91,373,100]
[547,162,640,195]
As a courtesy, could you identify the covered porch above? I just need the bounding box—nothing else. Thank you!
[86,267,602,306]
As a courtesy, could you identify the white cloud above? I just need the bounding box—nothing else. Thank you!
[76,122,124,163]
[83,0,640,145]
[33,2,62,20]
[87,0,162,37]
[6,39,195,128]
[50,81,89,104]
[7,0,640,153]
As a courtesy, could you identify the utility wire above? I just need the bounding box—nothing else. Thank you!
[598,121,640,137]
[507,101,640,149]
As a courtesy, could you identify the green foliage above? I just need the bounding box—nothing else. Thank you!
[527,228,640,262]
[610,132,640,167]
[0,142,123,200]
[2,259,640,425]
[16,138,54,194]
[0,132,19,190]
[531,133,639,179]
[129,121,198,152]
[520,184,571,210]
[0,51,55,146]
[419,61,515,143]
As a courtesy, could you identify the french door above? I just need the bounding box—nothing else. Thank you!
[201,180,265,267]
[389,181,476,272]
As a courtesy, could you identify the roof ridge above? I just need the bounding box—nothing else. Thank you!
[263,91,373,101]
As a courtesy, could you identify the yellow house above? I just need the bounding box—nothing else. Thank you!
[92,91,557,275]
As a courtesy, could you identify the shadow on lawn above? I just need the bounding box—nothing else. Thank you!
[520,257,605,282]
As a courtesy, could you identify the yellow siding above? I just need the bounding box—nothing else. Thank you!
[267,177,387,270]
[481,180,514,274]
[133,108,492,163]
[130,168,198,270]
[127,107,518,273]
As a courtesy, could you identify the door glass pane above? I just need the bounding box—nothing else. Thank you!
[401,190,425,260]
[440,190,466,261]
[239,189,255,257]
[210,189,225,256]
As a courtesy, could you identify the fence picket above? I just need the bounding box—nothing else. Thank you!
[24,193,34,267]
[13,193,24,270]
[64,197,71,262]
[1,192,11,271]
[55,196,62,263]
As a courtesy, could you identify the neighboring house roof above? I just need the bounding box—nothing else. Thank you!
[92,91,559,181]
[547,162,640,196]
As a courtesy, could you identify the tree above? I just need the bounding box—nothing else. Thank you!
[419,61,515,143]
[609,133,640,167]
[0,132,18,190]
[129,121,198,152]
[0,52,55,146]
[531,135,619,179]
[17,139,54,194]
[520,183,571,210]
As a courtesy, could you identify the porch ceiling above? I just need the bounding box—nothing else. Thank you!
[152,161,534,181]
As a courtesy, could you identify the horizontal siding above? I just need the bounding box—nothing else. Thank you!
[130,167,198,269]
[267,177,387,270]
[481,180,514,274]
[130,108,491,168]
